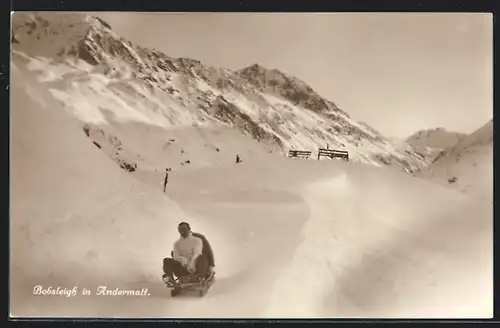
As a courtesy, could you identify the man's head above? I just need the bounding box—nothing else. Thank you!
[178,222,191,238]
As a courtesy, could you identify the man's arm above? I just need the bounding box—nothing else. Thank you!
[205,239,215,267]
[187,237,203,272]
[172,241,189,266]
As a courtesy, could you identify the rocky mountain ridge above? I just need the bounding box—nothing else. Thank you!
[11,12,430,172]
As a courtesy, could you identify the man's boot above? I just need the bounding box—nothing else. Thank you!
[162,273,173,284]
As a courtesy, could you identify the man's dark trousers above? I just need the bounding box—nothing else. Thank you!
[163,255,208,278]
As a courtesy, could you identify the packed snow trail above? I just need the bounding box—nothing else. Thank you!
[11,65,492,318]
[265,165,492,318]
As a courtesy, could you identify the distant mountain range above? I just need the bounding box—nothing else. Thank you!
[405,127,468,164]
[406,127,467,149]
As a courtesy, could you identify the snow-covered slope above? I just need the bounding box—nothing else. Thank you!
[416,120,493,202]
[10,63,230,314]
[11,12,428,173]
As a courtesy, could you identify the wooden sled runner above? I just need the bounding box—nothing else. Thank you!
[163,272,216,297]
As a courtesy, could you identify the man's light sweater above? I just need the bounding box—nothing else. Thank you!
[173,233,203,270]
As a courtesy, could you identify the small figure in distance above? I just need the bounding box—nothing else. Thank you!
[163,168,171,193]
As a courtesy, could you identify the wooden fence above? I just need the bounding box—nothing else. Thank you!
[288,150,312,159]
[317,148,349,161]
[287,148,349,161]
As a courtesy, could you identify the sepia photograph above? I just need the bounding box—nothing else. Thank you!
[10,11,493,318]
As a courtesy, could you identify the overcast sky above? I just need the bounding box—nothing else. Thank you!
[97,12,492,138]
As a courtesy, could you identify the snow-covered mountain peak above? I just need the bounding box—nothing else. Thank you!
[12,13,111,57]
[237,63,343,117]
[406,127,467,150]
[238,63,288,84]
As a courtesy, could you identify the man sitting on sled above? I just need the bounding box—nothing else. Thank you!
[162,222,215,284]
